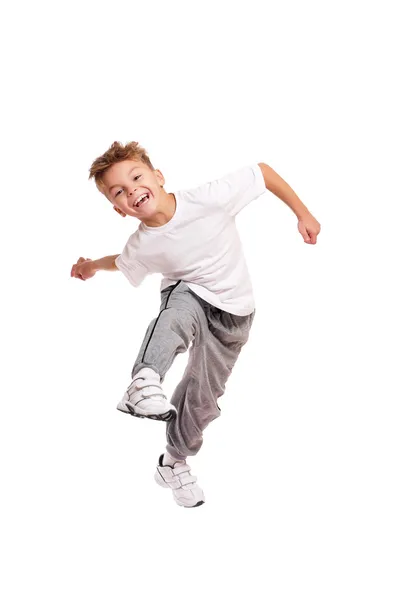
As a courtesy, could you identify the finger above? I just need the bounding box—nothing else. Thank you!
[299,222,311,243]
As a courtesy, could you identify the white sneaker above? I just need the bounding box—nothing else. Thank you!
[154,454,205,508]
[117,368,176,422]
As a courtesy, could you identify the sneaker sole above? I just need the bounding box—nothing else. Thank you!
[117,405,176,422]
[181,500,205,508]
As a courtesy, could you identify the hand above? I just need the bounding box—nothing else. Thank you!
[297,213,321,244]
[70,257,97,280]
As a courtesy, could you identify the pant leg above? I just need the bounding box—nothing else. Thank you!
[166,299,256,460]
[131,280,200,382]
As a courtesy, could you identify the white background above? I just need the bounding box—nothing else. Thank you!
[1,1,397,598]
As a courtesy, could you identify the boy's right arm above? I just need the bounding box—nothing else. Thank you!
[92,254,120,272]
[71,254,120,280]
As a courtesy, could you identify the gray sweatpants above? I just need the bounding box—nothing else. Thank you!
[131,280,255,461]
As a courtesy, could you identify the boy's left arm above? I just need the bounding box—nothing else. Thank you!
[258,163,321,244]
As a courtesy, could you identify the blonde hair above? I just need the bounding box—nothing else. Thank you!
[88,141,155,192]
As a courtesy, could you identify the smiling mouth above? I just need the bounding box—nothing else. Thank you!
[134,192,150,208]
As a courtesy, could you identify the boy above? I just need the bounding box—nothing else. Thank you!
[71,141,321,508]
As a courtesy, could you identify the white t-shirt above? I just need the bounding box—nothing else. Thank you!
[115,163,267,316]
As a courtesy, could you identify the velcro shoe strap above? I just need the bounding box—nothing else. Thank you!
[173,465,197,487]
[166,478,182,490]
[134,379,162,390]
[173,464,191,476]
[170,474,197,489]
[157,466,198,489]
[178,475,197,486]
[157,466,181,489]
[140,392,167,401]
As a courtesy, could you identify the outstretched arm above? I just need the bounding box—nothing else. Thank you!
[258,163,321,244]
[92,254,120,272]
[71,255,120,280]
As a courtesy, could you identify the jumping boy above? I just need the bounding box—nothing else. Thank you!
[70,141,321,508]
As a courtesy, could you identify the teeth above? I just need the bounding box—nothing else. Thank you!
[134,193,148,207]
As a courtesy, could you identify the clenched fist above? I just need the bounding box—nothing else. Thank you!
[70,257,97,281]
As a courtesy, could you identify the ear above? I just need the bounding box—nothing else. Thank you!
[113,207,127,217]
[154,169,166,187]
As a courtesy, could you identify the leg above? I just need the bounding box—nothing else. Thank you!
[131,281,199,381]
[118,281,202,420]
[166,300,256,460]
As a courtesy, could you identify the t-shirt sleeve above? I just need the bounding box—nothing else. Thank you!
[115,234,149,288]
[206,163,267,217]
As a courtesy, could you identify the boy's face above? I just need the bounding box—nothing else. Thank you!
[101,159,166,218]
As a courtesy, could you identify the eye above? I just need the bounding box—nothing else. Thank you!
[114,174,141,198]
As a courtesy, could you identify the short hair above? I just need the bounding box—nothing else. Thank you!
[88,141,155,193]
